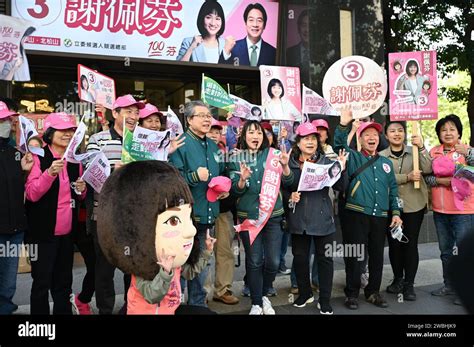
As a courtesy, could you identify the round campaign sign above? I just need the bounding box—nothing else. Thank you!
[322,55,387,119]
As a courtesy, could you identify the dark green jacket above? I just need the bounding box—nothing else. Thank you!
[228,147,294,220]
[169,129,224,224]
[334,124,400,218]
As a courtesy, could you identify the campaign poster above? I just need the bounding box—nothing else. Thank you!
[297,160,343,192]
[322,55,387,119]
[389,51,438,121]
[77,65,116,109]
[260,65,302,121]
[12,0,279,67]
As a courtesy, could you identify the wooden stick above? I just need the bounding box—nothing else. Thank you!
[412,121,420,189]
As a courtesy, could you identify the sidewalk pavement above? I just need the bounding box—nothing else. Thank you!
[12,242,468,315]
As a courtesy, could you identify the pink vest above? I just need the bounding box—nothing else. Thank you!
[430,145,474,214]
[127,268,182,315]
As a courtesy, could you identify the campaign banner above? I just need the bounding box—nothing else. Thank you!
[63,121,97,163]
[165,106,184,139]
[297,160,343,192]
[229,94,263,121]
[122,125,171,164]
[77,64,116,109]
[201,75,235,112]
[260,65,302,121]
[0,14,35,81]
[18,115,44,156]
[81,151,110,193]
[12,0,279,67]
[302,85,338,116]
[322,55,387,119]
[389,51,438,121]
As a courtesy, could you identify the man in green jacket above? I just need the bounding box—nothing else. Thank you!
[334,109,403,310]
[169,100,225,307]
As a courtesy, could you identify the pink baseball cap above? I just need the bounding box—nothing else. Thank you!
[296,122,319,137]
[210,118,223,130]
[112,94,145,110]
[0,101,19,120]
[43,113,77,132]
[311,119,329,130]
[357,121,382,137]
[432,156,455,177]
[207,176,231,202]
[452,177,472,210]
[139,103,163,119]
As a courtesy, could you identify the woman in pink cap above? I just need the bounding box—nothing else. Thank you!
[312,119,336,159]
[284,122,347,314]
[25,112,87,314]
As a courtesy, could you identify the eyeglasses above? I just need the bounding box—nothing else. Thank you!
[193,113,213,120]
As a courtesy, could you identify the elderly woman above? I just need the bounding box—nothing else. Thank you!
[425,114,474,304]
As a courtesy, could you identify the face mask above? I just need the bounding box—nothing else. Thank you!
[0,121,12,139]
[390,225,409,243]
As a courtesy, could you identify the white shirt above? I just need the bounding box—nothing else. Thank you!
[409,79,418,93]
[204,46,219,64]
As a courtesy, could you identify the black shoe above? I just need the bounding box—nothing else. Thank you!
[366,293,388,308]
[293,294,314,308]
[431,286,454,296]
[403,283,416,301]
[344,297,358,310]
[317,298,333,315]
[386,278,404,294]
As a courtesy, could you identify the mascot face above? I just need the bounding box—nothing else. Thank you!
[155,203,196,268]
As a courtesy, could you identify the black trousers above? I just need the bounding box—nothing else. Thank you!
[387,208,425,284]
[342,210,388,299]
[73,222,96,303]
[292,232,335,300]
[30,234,74,315]
[92,223,131,314]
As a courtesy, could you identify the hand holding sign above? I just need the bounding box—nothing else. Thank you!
[21,153,34,172]
[47,160,65,177]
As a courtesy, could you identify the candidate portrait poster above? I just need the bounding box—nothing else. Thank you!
[12,0,279,67]
[260,65,302,121]
[77,64,116,109]
[389,51,438,121]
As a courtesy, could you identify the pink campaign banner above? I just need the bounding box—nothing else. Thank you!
[389,51,438,121]
[260,65,302,121]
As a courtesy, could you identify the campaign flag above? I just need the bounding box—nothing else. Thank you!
[78,64,116,109]
[229,94,263,121]
[201,75,235,112]
[81,151,110,193]
[302,85,338,116]
[122,125,171,163]
[165,106,184,139]
[62,122,97,163]
[18,115,44,156]
[0,14,35,81]
[297,160,343,192]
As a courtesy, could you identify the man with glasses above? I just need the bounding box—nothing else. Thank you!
[169,100,226,307]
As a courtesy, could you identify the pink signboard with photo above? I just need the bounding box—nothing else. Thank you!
[389,51,438,121]
[77,64,116,109]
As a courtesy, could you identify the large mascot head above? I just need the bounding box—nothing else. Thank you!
[97,160,197,280]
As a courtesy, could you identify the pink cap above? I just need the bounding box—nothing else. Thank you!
[357,121,382,137]
[0,101,19,120]
[207,176,231,202]
[112,94,145,110]
[210,118,223,130]
[139,103,163,119]
[452,177,472,210]
[296,122,318,137]
[43,113,77,132]
[432,156,455,177]
[311,119,329,130]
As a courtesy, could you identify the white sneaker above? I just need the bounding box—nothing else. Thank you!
[249,305,263,315]
[262,296,275,315]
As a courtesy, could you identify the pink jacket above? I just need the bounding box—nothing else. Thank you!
[25,146,86,235]
[430,145,474,214]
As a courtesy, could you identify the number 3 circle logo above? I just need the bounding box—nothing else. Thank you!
[15,0,62,26]
[341,61,364,83]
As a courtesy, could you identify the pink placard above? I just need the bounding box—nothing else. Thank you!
[260,65,302,121]
[389,51,438,121]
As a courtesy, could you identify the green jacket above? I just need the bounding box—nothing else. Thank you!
[334,124,400,218]
[169,129,224,224]
[228,147,294,220]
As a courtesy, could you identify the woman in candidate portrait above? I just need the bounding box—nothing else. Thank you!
[396,60,427,105]
[264,78,301,122]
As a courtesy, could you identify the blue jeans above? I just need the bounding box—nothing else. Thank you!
[290,238,319,287]
[240,217,283,306]
[0,232,24,314]
[433,212,474,287]
[186,224,212,307]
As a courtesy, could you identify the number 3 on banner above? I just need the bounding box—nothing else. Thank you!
[27,0,49,19]
[342,61,364,83]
